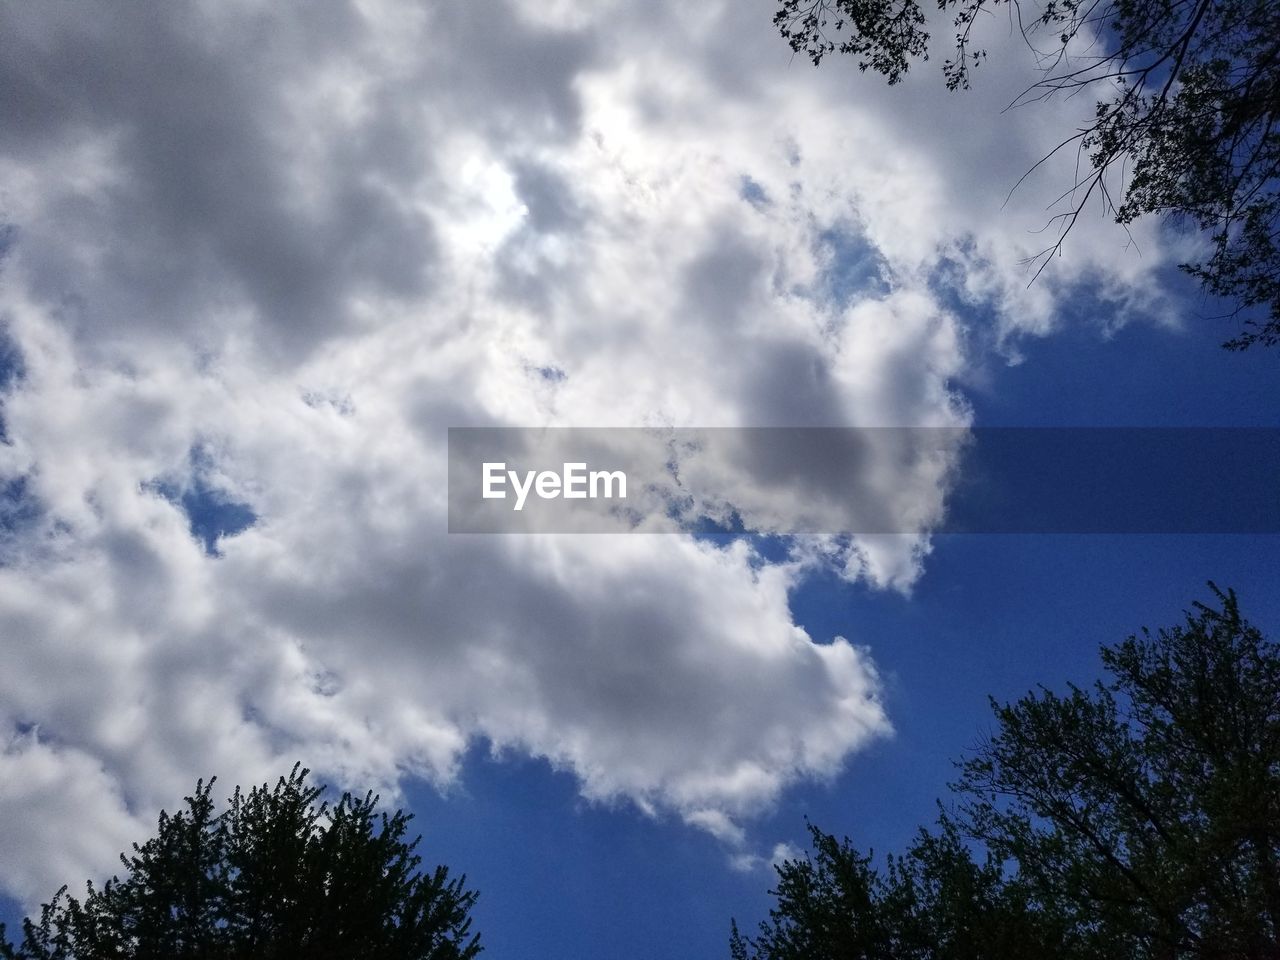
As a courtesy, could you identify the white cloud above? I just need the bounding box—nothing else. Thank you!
[728,840,805,874]
[0,0,1176,906]
[0,735,151,905]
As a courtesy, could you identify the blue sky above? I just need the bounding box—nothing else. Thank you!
[0,2,1277,958]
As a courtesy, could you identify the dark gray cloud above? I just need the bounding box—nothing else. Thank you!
[512,159,582,233]
[681,226,770,328]
[1,1,435,359]
[412,0,598,144]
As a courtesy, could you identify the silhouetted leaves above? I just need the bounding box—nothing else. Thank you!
[1,764,481,960]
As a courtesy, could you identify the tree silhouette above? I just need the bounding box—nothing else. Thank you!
[1,764,481,960]
[734,585,1280,959]
[775,0,1280,348]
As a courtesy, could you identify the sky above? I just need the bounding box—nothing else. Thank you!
[0,1,1277,958]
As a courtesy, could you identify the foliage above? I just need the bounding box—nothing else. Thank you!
[774,0,1280,348]
[0,764,481,960]
[731,820,1073,960]
[734,585,1280,959]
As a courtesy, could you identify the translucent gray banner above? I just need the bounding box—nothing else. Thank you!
[447,427,1280,534]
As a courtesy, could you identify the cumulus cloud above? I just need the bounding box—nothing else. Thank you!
[728,840,806,875]
[0,0,1174,901]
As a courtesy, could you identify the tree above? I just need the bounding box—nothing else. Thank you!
[0,764,482,960]
[773,0,1280,349]
[733,585,1280,959]
[730,819,1076,960]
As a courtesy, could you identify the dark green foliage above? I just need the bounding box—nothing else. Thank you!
[773,0,928,84]
[958,585,1280,957]
[774,0,1280,348]
[0,764,481,960]
[731,819,1074,960]
[734,585,1280,959]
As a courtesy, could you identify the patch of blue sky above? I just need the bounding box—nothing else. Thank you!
[0,892,21,940]
[967,282,1280,429]
[145,446,256,556]
[0,326,25,445]
[739,175,769,209]
[0,476,37,533]
[535,365,567,383]
[815,224,890,304]
[0,475,41,565]
[402,741,769,960]
[687,512,793,565]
